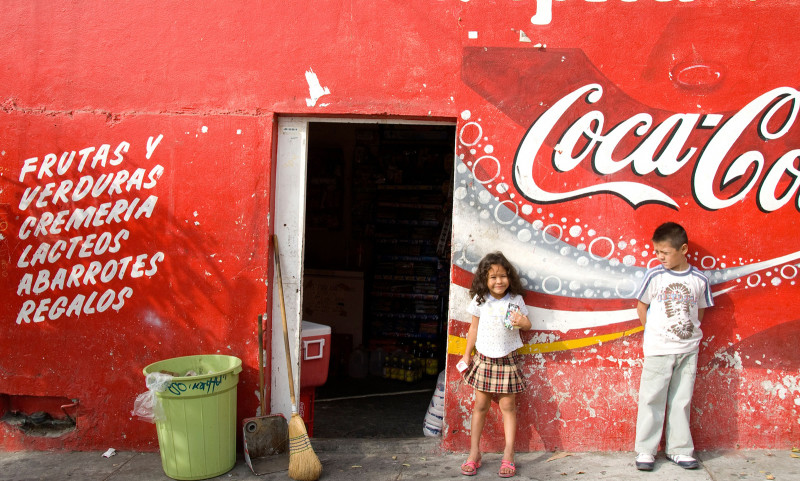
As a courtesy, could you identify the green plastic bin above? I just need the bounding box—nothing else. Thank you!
[142,355,243,480]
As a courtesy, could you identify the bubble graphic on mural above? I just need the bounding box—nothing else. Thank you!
[473,156,500,184]
[701,256,717,269]
[542,275,562,294]
[456,241,484,266]
[589,237,615,260]
[460,122,482,146]
[452,163,800,306]
[542,224,563,244]
[461,110,471,120]
[615,279,639,298]
[495,200,518,224]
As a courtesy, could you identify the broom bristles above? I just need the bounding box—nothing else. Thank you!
[288,413,322,481]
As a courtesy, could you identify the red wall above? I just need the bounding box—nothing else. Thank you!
[2,0,798,452]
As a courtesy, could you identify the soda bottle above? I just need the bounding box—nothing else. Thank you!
[405,357,415,383]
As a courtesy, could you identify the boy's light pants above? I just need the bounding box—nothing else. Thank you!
[635,352,697,456]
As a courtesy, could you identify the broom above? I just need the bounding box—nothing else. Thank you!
[273,235,323,481]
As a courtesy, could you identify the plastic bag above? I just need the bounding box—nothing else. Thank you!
[131,372,173,423]
[423,370,446,436]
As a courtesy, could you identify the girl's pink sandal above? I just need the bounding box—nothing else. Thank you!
[460,460,481,476]
[499,460,516,478]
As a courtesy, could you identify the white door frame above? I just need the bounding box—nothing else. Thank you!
[271,116,456,421]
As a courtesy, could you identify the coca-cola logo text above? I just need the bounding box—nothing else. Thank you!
[513,84,800,212]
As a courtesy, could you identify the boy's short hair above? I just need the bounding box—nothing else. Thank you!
[652,222,688,249]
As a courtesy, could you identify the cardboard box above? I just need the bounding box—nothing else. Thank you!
[303,270,364,347]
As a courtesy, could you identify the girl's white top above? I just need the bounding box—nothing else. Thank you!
[467,293,528,358]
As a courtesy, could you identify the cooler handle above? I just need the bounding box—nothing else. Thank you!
[303,338,325,360]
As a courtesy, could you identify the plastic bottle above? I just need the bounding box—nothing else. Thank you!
[404,357,415,383]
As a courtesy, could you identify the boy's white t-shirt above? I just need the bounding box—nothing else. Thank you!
[635,265,713,356]
[466,293,528,358]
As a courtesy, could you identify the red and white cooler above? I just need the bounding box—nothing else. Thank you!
[299,320,331,437]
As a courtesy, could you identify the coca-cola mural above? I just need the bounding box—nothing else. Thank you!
[2,0,798,453]
[444,1,800,451]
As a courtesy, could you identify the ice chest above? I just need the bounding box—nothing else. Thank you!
[300,320,331,388]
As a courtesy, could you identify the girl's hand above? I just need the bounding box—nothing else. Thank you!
[512,312,532,330]
[458,355,471,374]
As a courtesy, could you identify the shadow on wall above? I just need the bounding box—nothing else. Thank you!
[694,291,739,449]
[517,360,564,452]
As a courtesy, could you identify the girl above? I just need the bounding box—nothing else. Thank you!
[459,251,531,478]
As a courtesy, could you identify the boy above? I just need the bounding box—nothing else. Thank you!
[633,222,713,471]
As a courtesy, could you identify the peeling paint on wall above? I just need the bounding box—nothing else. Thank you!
[304,69,330,107]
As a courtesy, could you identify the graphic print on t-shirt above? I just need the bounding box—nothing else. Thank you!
[662,283,694,340]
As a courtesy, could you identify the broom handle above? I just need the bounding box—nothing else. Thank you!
[257,313,266,415]
[273,235,298,410]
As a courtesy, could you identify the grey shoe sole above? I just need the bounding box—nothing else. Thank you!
[668,457,699,469]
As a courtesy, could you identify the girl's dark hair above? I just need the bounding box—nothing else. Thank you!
[469,251,525,305]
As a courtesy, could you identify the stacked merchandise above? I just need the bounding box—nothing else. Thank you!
[422,371,446,436]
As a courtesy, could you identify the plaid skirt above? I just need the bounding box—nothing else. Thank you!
[463,351,526,394]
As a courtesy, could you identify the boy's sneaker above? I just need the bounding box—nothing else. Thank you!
[667,454,699,469]
[635,453,655,471]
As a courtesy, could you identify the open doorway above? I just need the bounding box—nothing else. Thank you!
[301,121,455,438]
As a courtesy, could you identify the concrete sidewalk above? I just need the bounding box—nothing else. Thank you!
[1,438,798,481]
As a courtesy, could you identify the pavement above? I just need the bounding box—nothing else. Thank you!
[1,438,799,481]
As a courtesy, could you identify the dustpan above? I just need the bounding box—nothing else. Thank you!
[242,314,290,475]
[243,413,289,474]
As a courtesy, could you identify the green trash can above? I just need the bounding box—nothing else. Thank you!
[142,355,243,480]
